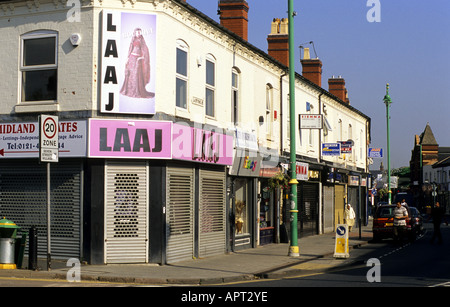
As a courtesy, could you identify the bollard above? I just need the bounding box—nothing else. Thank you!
[28,226,38,271]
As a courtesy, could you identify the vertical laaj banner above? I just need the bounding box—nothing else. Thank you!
[101,10,157,114]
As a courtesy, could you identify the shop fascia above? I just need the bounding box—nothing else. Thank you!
[88,119,234,165]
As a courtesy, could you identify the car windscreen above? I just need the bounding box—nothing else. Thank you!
[375,207,394,218]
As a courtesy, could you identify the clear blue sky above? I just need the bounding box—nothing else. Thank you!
[188,0,450,170]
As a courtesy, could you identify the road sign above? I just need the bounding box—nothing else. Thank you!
[334,224,349,258]
[39,115,59,163]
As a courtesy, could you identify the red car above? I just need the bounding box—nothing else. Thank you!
[372,204,420,242]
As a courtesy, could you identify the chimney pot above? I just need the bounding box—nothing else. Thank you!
[300,49,322,87]
[267,17,289,66]
[218,0,249,41]
[328,77,349,103]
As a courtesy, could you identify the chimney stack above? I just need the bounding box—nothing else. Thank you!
[218,0,249,41]
[267,18,289,67]
[328,76,349,103]
[300,47,323,87]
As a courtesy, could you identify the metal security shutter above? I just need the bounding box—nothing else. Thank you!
[323,186,334,233]
[0,161,82,259]
[297,183,319,238]
[334,184,345,226]
[166,166,194,263]
[198,169,226,258]
[105,161,148,264]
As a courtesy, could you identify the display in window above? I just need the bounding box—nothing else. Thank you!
[235,200,246,234]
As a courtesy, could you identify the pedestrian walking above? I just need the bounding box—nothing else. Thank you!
[428,202,448,244]
[344,204,356,232]
[393,201,408,244]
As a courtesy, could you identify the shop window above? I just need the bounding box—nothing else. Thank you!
[20,31,58,102]
[234,178,249,235]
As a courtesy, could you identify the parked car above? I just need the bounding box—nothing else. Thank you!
[372,204,419,242]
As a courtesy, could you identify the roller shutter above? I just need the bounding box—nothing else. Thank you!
[105,161,148,264]
[323,186,334,233]
[297,183,319,238]
[0,161,82,259]
[334,184,345,226]
[198,169,226,258]
[166,166,194,263]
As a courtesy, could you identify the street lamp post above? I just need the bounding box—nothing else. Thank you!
[288,0,299,257]
[383,84,392,204]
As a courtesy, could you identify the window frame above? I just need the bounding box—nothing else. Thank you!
[205,54,216,118]
[175,40,189,110]
[20,30,58,104]
[232,68,240,125]
[265,84,273,137]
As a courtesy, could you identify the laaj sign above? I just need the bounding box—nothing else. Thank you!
[88,119,172,159]
[172,123,233,165]
[101,11,157,115]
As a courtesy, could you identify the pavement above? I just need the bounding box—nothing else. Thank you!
[0,221,373,286]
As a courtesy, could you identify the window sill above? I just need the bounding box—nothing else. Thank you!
[15,103,60,113]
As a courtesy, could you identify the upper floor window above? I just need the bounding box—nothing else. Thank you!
[21,31,58,102]
[232,68,240,125]
[205,55,215,117]
[176,40,188,109]
[265,84,273,136]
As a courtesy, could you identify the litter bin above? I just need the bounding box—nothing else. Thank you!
[0,217,20,269]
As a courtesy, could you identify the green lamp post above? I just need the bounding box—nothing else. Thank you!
[383,84,392,204]
[288,0,299,257]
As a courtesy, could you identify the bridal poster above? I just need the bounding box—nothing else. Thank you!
[101,11,157,114]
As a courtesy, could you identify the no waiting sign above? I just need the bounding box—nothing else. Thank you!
[39,115,59,162]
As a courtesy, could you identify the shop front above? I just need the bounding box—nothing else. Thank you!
[0,120,87,260]
[258,149,284,246]
[295,162,321,238]
[87,119,234,264]
[228,148,262,251]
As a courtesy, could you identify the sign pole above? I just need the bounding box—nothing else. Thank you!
[39,114,59,271]
[287,0,299,257]
[47,162,51,270]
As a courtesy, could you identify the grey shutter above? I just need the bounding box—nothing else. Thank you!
[105,161,148,263]
[198,169,226,258]
[166,166,194,263]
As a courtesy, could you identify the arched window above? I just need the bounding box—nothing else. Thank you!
[205,54,216,117]
[232,67,240,125]
[175,39,189,109]
[265,83,273,135]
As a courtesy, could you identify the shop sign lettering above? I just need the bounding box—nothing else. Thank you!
[172,123,233,165]
[243,156,257,171]
[88,119,171,159]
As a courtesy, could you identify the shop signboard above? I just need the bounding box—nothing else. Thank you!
[299,114,322,129]
[101,11,157,114]
[322,143,341,156]
[172,123,233,165]
[88,119,172,159]
[0,120,87,159]
[369,148,383,158]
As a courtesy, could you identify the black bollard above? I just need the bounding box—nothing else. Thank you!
[28,226,38,271]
